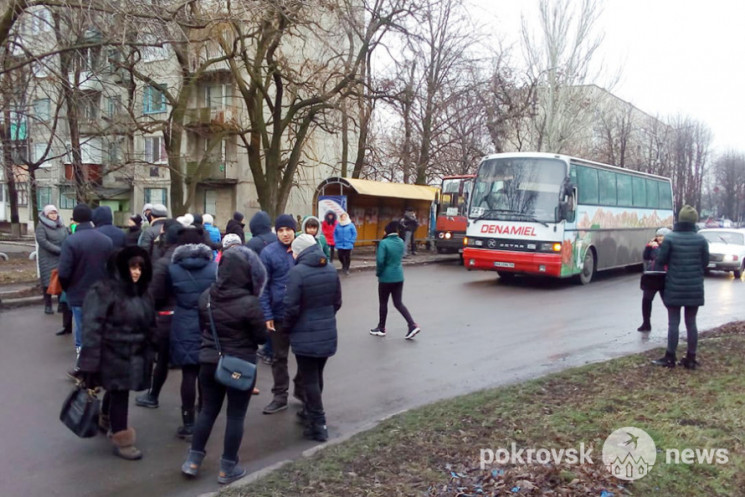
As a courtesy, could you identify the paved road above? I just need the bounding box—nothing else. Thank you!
[1,263,742,497]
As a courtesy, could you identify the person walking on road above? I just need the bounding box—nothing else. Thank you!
[180,246,267,484]
[77,246,155,460]
[260,214,303,414]
[167,228,218,438]
[370,221,421,340]
[58,204,113,367]
[652,205,709,369]
[637,227,670,332]
[321,211,338,262]
[35,204,68,316]
[283,235,342,442]
[333,212,357,275]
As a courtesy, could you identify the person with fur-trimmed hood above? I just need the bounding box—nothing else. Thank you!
[300,215,330,258]
[167,228,218,438]
[181,246,268,484]
[77,246,155,460]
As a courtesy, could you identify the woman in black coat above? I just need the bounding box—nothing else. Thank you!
[181,245,267,484]
[283,235,342,443]
[78,246,155,460]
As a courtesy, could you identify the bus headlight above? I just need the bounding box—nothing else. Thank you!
[438,232,445,239]
[445,232,452,239]
[552,243,562,252]
[463,237,468,246]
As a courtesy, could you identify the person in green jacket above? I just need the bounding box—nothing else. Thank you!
[370,221,421,340]
[300,216,330,259]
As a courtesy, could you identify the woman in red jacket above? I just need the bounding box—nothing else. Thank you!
[321,211,338,262]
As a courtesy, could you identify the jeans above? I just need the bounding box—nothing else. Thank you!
[72,306,83,349]
[666,306,699,356]
[102,390,129,433]
[337,249,352,272]
[191,363,253,462]
[403,231,412,256]
[295,355,328,425]
[269,321,302,402]
[377,281,415,330]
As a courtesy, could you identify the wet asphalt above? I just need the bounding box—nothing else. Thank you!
[1,262,743,497]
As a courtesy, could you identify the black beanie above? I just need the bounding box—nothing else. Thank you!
[275,214,297,231]
[192,213,203,225]
[72,203,93,223]
[384,221,401,235]
[233,211,244,222]
[130,214,143,226]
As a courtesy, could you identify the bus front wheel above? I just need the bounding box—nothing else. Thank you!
[578,249,595,285]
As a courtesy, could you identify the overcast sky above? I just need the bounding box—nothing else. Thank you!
[469,0,745,154]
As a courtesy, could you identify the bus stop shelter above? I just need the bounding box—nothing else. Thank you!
[314,177,437,247]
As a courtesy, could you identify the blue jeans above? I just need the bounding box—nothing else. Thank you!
[72,306,83,349]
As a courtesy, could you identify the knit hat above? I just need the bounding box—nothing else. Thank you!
[291,234,317,256]
[656,227,671,236]
[222,233,242,249]
[150,204,168,218]
[275,213,297,232]
[130,214,143,226]
[233,211,244,222]
[183,213,194,226]
[42,204,58,217]
[72,203,93,223]
[384,221,401,235]
[203,213,214,225]
[678,205,698,224]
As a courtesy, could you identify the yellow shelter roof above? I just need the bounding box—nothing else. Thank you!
[319,177,437,202]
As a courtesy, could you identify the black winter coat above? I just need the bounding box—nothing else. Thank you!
[93,206,126,249]
[640,243,665,292]
[148,244,178,343]
[57,223,114,306]
[656,222,709,307]
[78,246,155,391]
[225,219,246,243]
[246,211,277,255]
[125,227,142,247]
[198,245,268,364]
[168,244,217,365]
[283,245,342,358]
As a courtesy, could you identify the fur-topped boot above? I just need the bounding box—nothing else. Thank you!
[111,427,143,460]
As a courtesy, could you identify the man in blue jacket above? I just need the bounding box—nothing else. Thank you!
[92,205,126,250]
[58,204,114,366]
[246,211,277,255]
[259,214,302,414]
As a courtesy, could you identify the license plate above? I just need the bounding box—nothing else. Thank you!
[494,262,515,268]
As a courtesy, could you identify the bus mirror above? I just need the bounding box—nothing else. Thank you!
[559,187,576,222]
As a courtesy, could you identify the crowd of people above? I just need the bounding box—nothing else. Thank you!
[37,202,421,484]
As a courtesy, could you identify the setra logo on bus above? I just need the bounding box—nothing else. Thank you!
[480,224,537,236]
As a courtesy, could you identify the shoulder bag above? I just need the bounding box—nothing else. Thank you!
[47,268,63,295]
[207,295,256,391]
[59,382,100,438]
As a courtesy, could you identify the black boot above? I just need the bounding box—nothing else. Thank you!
[638,300,652,331]
[44,304,54,315]
[652,351,676,368]
[303,422,329,442]
[679,353,699,370]
[176,408,195,439]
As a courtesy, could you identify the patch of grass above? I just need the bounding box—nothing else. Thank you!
[0,257,38,285]
[223,323,745,497]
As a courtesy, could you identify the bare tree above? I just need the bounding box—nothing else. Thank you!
[712,151,745,221]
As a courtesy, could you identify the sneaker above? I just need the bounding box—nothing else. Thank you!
[369,327,386,337]
[262,399,288,414]
[135,392,159,408]
[405,325,421,340]
[652,352,676,368]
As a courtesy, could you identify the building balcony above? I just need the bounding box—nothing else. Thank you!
[64,163,103,185]
[68,71,103,92]
[186,158,237,184]
[184,106,240,129]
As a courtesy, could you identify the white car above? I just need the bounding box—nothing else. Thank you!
[699,228,745,278]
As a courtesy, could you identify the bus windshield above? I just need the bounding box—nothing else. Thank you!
[440,178,472,217]
[470,157,566,222]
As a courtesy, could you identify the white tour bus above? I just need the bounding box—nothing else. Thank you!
[463,152,674,284]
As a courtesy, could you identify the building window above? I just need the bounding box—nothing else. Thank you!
[37,186,51,209]
[150,166,160,177]
[144,187,167,207]
[16,183,28,207]
[141,34,170,62]
[143,84,166,114]
[33,98,50,121]
[81,92,99,120]
[205,84,230,109]
[144,136,167,163]
[59,185,76,209]
[108,141,120,164]
[105,95,121,118]
[32,143,48,164]
[30,7,53,33]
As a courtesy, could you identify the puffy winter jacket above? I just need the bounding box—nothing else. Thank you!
[138,218,168,255]
[57,223,114,306]
[92,206,126,249]
[78,246,155,391]
[198,246,268,364]
[334,221,357,250]
[204,223,222,245]
[258,240,294,322]
[300,216,330,258]
[656,222,709,307]
[376,233,405,283]
[283,244,342,358]
[246,211,277,255]
[322,212,337,246]
[35,215,68,287]
[168,244,217,365]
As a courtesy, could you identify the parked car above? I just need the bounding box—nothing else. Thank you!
[699,228,745,278]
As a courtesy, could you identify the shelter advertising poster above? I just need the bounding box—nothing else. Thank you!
[318,195,347,220]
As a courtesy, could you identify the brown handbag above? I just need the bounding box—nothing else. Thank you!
[47,269,63,295]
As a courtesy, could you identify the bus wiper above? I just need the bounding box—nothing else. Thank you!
[474,209,514,222]
[516,214,549,227]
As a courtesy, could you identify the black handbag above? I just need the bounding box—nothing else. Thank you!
[207,295,257,391]
[60,382,100,438]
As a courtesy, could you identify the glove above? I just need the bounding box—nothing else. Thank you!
[79,371,101,389]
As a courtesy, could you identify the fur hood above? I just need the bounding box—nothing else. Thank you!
[215,245,267,297]
[172,243,213,266]
[111,245,152,296]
